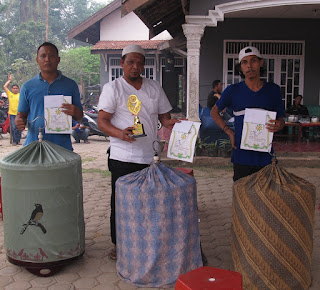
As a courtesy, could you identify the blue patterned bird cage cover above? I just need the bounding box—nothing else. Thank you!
[115,162,203,287]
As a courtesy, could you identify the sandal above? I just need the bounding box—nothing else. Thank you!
[108,247,117,261]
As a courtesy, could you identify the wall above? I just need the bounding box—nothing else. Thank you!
[199,18,320,106]
[100,8,149,40]
[98,6,173,86]
[100,8,172,41]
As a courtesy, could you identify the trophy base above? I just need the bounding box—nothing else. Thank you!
[132,123,147,138]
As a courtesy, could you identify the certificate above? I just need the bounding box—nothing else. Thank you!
[44,95,72,134]
[240,108,277,152]
[167,121,201,163]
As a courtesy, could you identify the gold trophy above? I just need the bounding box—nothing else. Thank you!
[127,94,147,138]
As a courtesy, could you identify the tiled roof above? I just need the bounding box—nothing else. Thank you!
[91,40,165,51]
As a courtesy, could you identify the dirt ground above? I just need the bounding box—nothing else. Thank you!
[1,133,320,180]
[0,133,320,289]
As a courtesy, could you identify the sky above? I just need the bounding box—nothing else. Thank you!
[93,0,113,4]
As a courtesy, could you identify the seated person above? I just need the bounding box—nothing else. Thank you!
[72,117,90,143]
[285,95,310,139]
[286,94,309,117]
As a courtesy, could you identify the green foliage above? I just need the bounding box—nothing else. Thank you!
[218,139,232,152]
[0,0,107,89]
[10,58,38,86]
[203,140,218,149]
[82,168,111,177]
[49,0,104,46]
[195,137,206,149]
[10,21,48,61]
[59,46,100,86]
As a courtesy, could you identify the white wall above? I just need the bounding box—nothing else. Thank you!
[100,8,172,41]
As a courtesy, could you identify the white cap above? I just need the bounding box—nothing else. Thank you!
[122,44,145,57]
[238,46,261,62]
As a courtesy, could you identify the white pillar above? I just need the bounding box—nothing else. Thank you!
[182,24,205,122]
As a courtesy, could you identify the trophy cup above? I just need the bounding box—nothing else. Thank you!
[127,94,147,138]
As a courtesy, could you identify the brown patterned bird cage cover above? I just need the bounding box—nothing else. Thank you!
[232,160,316,290]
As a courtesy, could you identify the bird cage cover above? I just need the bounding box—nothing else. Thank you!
[0,140,85,263]
[116,162,203,288]
[232,160,316,289]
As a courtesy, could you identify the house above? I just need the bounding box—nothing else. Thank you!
[69,0,320,121]
[68,0,187,113]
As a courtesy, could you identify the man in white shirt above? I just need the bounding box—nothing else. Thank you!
[98,44,179,260]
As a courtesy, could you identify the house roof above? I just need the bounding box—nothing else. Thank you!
[122,0,189,38]
[67,0,121,44]
[91,40,165,54]
[68,0,189,45]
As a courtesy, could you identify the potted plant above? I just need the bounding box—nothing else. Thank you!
[195,137,206,156]
[218,138,232,158]
[204,140,219,157]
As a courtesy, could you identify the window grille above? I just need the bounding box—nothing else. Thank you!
[225,41,303,56]
[109,57,156,81]
[224,40,305,109]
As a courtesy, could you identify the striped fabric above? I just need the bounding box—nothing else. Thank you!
[232,160,316,289]
[115,162,202,288]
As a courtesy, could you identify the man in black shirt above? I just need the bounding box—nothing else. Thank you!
[286,94,309,117]
[207,80,222,110]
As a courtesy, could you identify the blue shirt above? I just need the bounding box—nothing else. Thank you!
[18,71,82,150]
[72,117,89,133]
[216,81,285,166]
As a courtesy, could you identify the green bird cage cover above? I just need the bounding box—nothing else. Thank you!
[232,160,316,290]
[0,140,85,264]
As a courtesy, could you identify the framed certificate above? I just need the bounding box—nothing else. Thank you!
[44,95,72,134]
[240,108,276,152]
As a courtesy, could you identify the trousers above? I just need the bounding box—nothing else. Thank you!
[108,155,149,245]
[233,163,264,182]
[10,114,21,144]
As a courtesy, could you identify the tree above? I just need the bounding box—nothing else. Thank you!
[59,46,100,87]
[0,0,108,87]
[20,0,45,23]
[10,57,38,84]
[11,21,48,61]
[49,0,105,46]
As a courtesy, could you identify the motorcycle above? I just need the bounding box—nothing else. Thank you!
[0,96,9,136]
[81,93,108,138]
[84,105,108,138]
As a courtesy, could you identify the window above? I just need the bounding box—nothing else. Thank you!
[109,57,156,81]
[143,58,155,79]
[224,40,305,109]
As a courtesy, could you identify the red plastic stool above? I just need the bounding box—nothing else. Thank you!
[175,266,242,289]
[176,167,194,176]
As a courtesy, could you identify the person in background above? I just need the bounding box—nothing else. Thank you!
[207,79,233,121]
[286,94,310,139]
[207,79,223,110]
[285,94,309,117]
[72,117,90,144]
[15,42,83,150]
[97,44,179,260]
[211,46,285,181]
[3,74,22,146]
